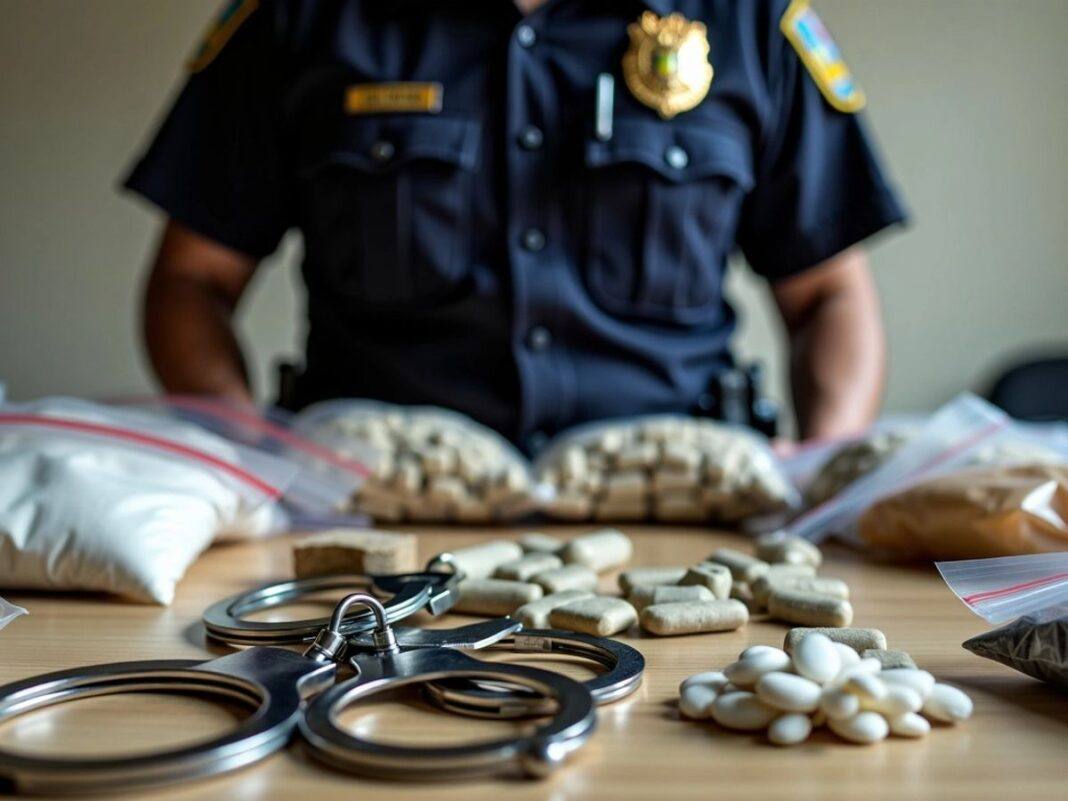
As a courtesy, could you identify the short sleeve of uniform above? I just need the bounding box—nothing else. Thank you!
[122,4,290,259]
[736,2,907,281]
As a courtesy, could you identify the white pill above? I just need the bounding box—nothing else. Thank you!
[768,713,813,746]
[833,642,861,669]
[828,711,889,744]
[880,669,936,701]
[560,528,633,573]
[863,685,923,717]
[679,684,719,719]
[724,648,792,688]
[832,657,882,687]
[820,687,860,720]
[793,632,841,685]
[922,683,973,723]
[843,673,887,703]
[679,671,730,694]
[755,672,822,713]
[887,712,931,738]
[738,644,787,661]
[710,691,778,731]
[784,627,888,655]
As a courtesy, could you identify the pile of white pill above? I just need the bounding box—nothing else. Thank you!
[305,404,534,522]
[679,630,973,746]
[450,529,642,637]
[535,416,797,523]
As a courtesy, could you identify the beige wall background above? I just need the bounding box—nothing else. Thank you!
[1,1,1066,423]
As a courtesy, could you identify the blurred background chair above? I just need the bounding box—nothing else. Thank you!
[986,354,1068,421]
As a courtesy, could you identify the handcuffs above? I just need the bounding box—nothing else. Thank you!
[0,554,644,794]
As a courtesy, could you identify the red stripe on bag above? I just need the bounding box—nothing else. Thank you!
[0,413,283,498]
[962,571,1068,605]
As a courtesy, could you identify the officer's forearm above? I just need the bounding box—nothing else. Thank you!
[143,273,253,402]
[141,221,258,402]
[773,248,886,440]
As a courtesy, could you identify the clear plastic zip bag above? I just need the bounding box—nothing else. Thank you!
[109,395,372,525]
[938,553,1068,689]
[291,399,537,523]
[782,394,1068,554]
[0,596,27,632]
[0,397,300,603]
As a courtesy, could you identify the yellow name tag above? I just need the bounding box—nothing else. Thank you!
[344,83,443,115]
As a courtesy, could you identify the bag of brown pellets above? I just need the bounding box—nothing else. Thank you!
[939,553,1068,690]
[783,394,1068,553]
[291,400,537,523]
[533,414,798,524]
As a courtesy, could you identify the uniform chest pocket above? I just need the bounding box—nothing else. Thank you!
[297,115,481,307]
[584,119,754,324]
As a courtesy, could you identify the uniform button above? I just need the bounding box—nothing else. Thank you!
[516,24,537,47]
[664,145,689,170]
[370,140,395,162]
[527,326,552,351]
[522,228,546,252]
[517,125,544,150]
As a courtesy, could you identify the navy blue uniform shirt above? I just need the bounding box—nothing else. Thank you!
[125,0,906,449]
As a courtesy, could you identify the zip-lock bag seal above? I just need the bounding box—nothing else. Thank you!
[938,553,1068,689]
[0,398,301,604]
[110,395,372,525]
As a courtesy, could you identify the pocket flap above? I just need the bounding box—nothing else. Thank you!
[585,118,754,189]
[301,115,482,174]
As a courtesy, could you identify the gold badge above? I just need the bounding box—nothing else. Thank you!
[622,12,713,119]
[344,83,444,115]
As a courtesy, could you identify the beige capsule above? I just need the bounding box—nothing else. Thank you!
[559,528,633,573]
[452,578,543,616]
[678,563,732,600]
[425,475,467,504]
[519,532,564,554]
[751,570,842,607]
[628,584,713,612]
[618,567,688,593]
[616,442,659,470]
[783,627,888,655]
[448,540,524,580]
[515,589,595,629]
[453,496,493,523]
[602,470,649,500]
[640,598,749,636]
[651,465,700,493]
[653,493,707,523]
[533,564,599,594]
[660,441,702,471]
[494,553,564,582]
[546,491,593,520]
[706,548,769,583]
[549,596,638,637]
[754,532,822,568]
[730,579,759,611]
[594,496,649,522]
[768,589,853,628]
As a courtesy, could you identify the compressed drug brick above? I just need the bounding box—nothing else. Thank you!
[783,627,888,655]
[515,590,595,629]
[640,599,749,636]
[559,528,633,573]
[452,578,543,616]
[549,596,638,637]
[293,529,418,578]
[862,649,917,670]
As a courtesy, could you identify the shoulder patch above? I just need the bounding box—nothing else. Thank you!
[780,0,865,113]
[187,0,259,74]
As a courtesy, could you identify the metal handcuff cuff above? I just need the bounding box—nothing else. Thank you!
[203,551,645,719]
[0,554,642,793]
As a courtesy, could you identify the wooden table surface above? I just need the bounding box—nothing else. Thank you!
[1,525,1065,801]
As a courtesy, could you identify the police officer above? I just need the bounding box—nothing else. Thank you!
[126,0,906,451]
